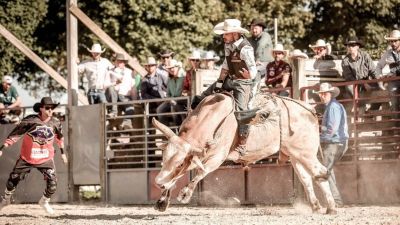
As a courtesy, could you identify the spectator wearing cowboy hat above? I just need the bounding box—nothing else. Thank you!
[106,53,136,129]
[201,51,220,70]
[247,18,273,64]
[78,43,114,105]
[0,96,68,214]
[182,50,202,96]
[341,36,380,112]
[247,18,273,109]
[157,59,186,126]
[376,30,400,119]
[289,49,309,60]
[309,39,338,60]
[265,43,292,97]
[192,18,257,161]
[317,82,348,207]
[0,75,22,124]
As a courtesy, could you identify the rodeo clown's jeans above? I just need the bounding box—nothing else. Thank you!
[321,141,348,205]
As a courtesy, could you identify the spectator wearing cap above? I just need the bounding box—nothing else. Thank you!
[341,36,380,112]
[78,43,114,104]
[201,51,220,70]
[309,39,338,60]
[265,44,292,97]
[182,50,202,96]
[157,59,186,126]
[376,30,400,119]
[317,82,348,207]
[0,76,22,124]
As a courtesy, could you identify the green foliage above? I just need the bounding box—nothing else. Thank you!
[0,0,398,97]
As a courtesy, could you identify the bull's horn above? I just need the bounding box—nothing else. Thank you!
[152,118,176,138]
[191,146,204,156]
[192,156,205,172]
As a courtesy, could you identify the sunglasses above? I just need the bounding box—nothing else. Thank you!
[161,56,171,59]
[389,40,399,43]
[346,44,359,47]
[274,52,284,55]
[43,106,53,110]
[191,59,200,62]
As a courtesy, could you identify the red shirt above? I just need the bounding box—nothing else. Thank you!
[5,114,64,164]
[183,69,195,93]
[265,60,292,87]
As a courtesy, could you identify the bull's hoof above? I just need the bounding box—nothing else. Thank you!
[177,187,192,204]
[154,199,170,212]
[326,207,338,215]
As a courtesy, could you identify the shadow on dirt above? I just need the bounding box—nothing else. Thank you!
[50,213,190,221]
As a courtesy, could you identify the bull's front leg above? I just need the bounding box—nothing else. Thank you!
[177,169,207,204]
[155,189,171,212]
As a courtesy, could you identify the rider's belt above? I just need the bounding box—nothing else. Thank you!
[88,88,105,93]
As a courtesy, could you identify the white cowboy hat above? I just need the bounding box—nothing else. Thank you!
[87,43,106,53]
[143,57,157,66]
[272,43,288,56]
[290,49,309,59]
[166,59,182,69]
[2,75,13,84]
[188,50,201,60]
[384,30,400,41]
[317,82,340,98]
[213,19,249,35]
[203,51,220,61]
[309,39,329,49]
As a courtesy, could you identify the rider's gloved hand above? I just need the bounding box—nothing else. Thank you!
[214,80,224,93]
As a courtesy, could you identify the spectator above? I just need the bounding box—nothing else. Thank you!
[341,36,380,113]
[247,18,274,109]
[182,50,201,96]
[155,49,174,98]
[157,59,186,126]
[0,76,22,124]
[317,82,349,207]
[107,53,135,129]
[376,30,400,118]
[141,57,166,114]
[0,97,68,214]
[247,18,273,64]
[78,43,114,105]
[265,44,292,96]
[201,51,220,70]
[309,39,338,60]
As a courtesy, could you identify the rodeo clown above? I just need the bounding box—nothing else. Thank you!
[0,97,68,214]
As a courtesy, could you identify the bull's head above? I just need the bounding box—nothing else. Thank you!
[152,118,204,190]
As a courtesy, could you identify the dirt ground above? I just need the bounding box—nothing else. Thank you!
[0,203,399,225]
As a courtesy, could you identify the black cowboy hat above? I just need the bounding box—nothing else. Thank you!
[344,36,364,48]
[33,97,59,113]
[158,49,175,58]
[247,18,267,29]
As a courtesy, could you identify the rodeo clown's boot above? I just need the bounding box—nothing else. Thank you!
[38,195,54,214]
[0,188,14,211]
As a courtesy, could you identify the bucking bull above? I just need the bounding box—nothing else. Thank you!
[152,92,337,214]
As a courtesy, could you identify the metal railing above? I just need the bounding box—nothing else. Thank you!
[300,76,400,161]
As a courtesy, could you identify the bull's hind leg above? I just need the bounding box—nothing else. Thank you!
[298,155,337,214]
[291,158,321,213]
[177,155,226,204]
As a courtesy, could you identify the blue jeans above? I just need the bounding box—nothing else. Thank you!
[87,89,107,105]
[321,141,348,204]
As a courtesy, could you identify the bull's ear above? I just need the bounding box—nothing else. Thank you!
[152,118,176,139]
[192,156,205,172]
